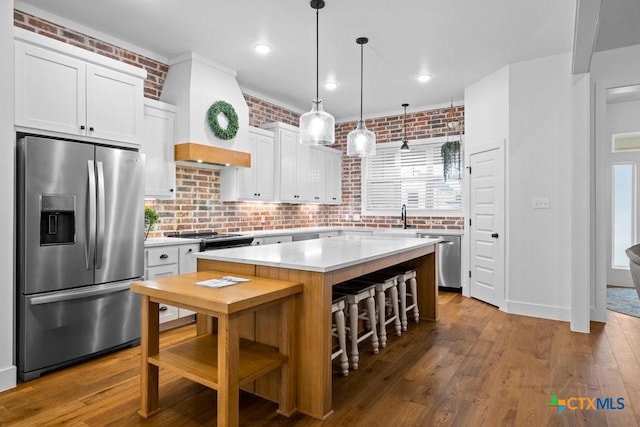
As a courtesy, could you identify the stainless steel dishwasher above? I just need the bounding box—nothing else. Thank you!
[420,234,462,291]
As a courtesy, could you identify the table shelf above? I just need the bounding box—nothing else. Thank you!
[148,334,286,390]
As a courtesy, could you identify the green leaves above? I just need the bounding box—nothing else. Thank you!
[144,206,159,240]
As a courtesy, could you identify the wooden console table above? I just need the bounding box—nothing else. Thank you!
[130,270,302,426]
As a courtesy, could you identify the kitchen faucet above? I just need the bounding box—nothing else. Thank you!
[401,204,407,229]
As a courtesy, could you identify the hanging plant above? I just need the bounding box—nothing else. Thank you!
[144,205,159,240]
[441,140,461,181]
[207,100,239,140]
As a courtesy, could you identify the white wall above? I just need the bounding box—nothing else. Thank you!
[505,53,573,320]
[0,0,16,392]
[463,65,509,302]
[464,53,574,321]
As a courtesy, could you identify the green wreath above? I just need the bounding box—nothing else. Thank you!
[207,101,239,140]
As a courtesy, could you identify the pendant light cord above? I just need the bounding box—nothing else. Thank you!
[403,105,407,141]
[315,8,319,102]
[359,43,364,121]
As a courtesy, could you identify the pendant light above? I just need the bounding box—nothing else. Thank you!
[400,103,410,151]
[299,0,335,146]
[347,37,376,157]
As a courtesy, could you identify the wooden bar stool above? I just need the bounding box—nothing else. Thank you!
[331,296,349,376]
[382,266,419,331]
[349,272,401,349]
[333,283,379,370]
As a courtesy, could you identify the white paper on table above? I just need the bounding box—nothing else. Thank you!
[195,276,251,288]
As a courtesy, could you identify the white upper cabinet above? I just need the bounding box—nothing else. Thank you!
[309,147,326,202]
[14,29,145,146]
[143,99,176,199]
[261,122,342,204]
[85,64,144,143]
[221,126,275,201]
[325,149,343,204]
[276,124,308,202]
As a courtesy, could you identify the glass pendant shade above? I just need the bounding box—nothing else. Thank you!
[299,99,335,145]
[299,0,335,146]
[347,120,376,156]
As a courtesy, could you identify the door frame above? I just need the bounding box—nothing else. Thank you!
[594,78,640,322]
[464,139,506,310]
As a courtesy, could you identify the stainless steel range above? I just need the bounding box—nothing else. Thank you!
[166,231,254,251]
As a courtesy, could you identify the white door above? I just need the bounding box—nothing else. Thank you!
[469,146,505,307]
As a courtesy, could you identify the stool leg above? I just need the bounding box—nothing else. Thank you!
[366,294,379,354]
[409,277,419,322]
[334,308,349,376]
[348,301,360,370]
[398,279,408,331]
[390,285,401,336]
[376,289,387,348]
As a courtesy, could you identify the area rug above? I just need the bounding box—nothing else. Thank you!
[607,287,640,318]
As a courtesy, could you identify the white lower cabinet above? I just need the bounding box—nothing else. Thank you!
[144,242,200,325]
[251,235,293,246]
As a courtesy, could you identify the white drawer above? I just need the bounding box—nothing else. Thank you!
[146,246,179,267]
[145,264,179,280]
[158,304,179,323]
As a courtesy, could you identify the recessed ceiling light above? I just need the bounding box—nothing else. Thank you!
[254,43,272,55]
[417,73,432,83]
[324,81,338,90]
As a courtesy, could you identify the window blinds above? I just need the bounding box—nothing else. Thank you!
[364,142,462,214]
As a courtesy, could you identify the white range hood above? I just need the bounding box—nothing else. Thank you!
[160,52,250,168]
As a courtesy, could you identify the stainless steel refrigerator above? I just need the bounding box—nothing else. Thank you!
[16,135,144,381]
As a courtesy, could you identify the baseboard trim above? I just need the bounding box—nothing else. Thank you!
[503,300,571,322]
[0,364,17,392]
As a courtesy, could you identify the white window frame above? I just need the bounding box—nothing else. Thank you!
[361,137,464,217]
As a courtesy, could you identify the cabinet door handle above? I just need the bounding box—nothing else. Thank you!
[187,248,192,253]
[491,233,499,239]
[159,306,168,312]
[89,126,94,132]
[80,125,85,130]
[159,254,169,259]
[170,188,174,193]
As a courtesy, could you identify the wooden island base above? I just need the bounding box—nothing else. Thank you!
[130,270,302,426]
[197,243,437,419]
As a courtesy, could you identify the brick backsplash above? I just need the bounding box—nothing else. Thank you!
[15,9,465,238]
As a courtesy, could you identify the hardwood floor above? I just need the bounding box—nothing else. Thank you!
[2,292,639,426]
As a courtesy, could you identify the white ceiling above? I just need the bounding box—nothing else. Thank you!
[13,1,582,121]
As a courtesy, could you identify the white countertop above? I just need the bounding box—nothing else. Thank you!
[195,235,440,273]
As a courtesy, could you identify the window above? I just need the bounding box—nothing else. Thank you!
[362,138,463,216]
[612,163,635,269]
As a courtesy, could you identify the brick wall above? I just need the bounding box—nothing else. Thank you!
[15,9,464,237]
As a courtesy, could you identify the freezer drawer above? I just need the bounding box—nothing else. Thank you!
[18,279,141,380]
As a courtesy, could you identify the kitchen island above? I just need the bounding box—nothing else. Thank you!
[195,235,439,419]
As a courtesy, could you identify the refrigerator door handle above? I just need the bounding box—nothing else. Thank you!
[28,280,137,305]
[87,160,96,270]
[96,161,106,269]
